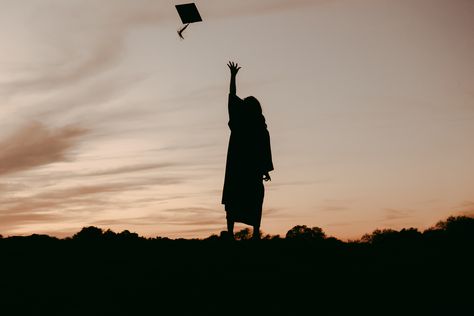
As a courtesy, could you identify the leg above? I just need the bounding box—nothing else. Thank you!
[253,184,264,240]
[252,225,260,240]
[227,218,234,237]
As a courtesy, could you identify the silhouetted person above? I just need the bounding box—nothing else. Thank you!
[222,61,274,240]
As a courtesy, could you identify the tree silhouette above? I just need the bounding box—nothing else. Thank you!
[361,228,421,244]
[262,233,281,240]
[234,228,252,240]
[103,228,117,240]
[72,226,103,241]
[423,215,474,244]
[361,229,397,243]
[117,229,139,241]
[285,225,326,240]
[434,216,474,237]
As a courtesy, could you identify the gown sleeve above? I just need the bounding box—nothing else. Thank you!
[261,129,274,173]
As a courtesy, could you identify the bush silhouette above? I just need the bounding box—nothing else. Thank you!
[285,225,326,240]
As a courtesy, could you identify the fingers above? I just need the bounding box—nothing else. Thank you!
[227,61,241,70]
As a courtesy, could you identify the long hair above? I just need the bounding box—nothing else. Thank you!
[244,96,267,129]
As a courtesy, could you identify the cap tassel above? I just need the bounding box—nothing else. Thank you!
[178,23,190,39]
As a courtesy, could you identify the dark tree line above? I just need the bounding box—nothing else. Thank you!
[1,215,472,244]
[0,215,472,315]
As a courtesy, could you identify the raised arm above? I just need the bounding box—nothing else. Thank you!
[227,61,241,95]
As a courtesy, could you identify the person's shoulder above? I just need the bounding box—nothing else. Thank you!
[229,94,243,103]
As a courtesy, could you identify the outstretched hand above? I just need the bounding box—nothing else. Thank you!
[263,172,271,182]
[227,61,241,76]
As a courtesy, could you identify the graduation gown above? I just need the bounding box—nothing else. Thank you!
[222,94,274,226]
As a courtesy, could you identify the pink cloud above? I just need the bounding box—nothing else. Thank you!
[0,121,87,176]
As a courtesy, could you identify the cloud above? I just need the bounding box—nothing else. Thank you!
[0,182,164,231]
[456,201,474,217]
[93,216,223,228]
[0,173,187,214]
[160,207,221,215]
[327,219,370,227]
[35,75,147,120]
[2,35,122,94]
[384,208,414,221]
[0,183,138,215]
[322,206,349,212]
[89,206,224,237]
[0,182,27,194]
[0,213,67,232]
[204,0,327,19]
[0,121,87,176]
[0,168,190,234]
[318,198,353,212]
[81,162,177,177]
[1,0,166,95]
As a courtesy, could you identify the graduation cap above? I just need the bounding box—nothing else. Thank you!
[175,3,202,39]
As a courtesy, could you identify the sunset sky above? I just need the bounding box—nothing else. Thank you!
[1,0,473,239]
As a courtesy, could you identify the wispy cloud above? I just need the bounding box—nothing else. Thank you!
[0,162,194,234]
[456,201,474,217]
[0,183,140,215]
[319,198,353,212]
[1,0,166,95]
[0,180,185,232]
[81,162,178,177]
[35,75,147,120]
[93,216,222,228]
[0,121,87,176]
[322,206,349,212]
[1,0,322,97]
[0,213,67,231]
[384,208,414,221]
[204,0,327,19]
[90,206,224,236]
